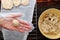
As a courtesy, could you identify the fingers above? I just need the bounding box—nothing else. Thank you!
[16,19,31,31]
[19,20,31,30]
[6,14,22,18]
[0,17,13,21]
[20,24,31,31]
[17,26,25,32]
[17,23,31,32]
[13,20,31,32]
[18,19,30,26]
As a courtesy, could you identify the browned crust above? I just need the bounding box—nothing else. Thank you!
[38,8,60,39]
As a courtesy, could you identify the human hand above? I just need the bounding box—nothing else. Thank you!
[0,14,31,32]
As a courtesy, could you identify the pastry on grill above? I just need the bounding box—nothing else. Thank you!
[38,8,60,39]
[2,0,13,9]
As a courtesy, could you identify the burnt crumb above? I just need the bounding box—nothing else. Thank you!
[48,17,51,20]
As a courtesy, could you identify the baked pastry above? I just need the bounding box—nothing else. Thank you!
[2,0,13,9]
[13,0,21,6]
[38,8,60,39]
[21,0,29,6]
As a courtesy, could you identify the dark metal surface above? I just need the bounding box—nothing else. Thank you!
[37,1,60,40]
[37,0,60,2]
[0,31,4,40]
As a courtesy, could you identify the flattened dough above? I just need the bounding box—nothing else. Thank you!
[21,0,29,6]
[38,8,60,39]
[13,0,21,6]
[2,0,13,9]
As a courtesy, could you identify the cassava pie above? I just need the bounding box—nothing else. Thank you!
[2,0,13,9]
[38,8,60,39]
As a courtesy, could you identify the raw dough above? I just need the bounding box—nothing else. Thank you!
[13,0,21,6]
[13,20,20,26]
[38,8,60,39]
[21,0,29,6]
[2,0,13,9]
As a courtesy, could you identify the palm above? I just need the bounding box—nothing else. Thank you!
[0,14,31,32]
[1,19,17,30]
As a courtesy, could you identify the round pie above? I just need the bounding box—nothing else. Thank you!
[38,8,60,39]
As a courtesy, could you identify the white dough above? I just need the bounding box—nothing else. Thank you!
[13,0,21,6]
[2,0,13,9]
[13,20,20,26]
[21,0,29,6]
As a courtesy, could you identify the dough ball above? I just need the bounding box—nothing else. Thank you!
[13,20,20,26]
[2,0,13,9]
[13,0,21,6]
[21,0,29,6]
